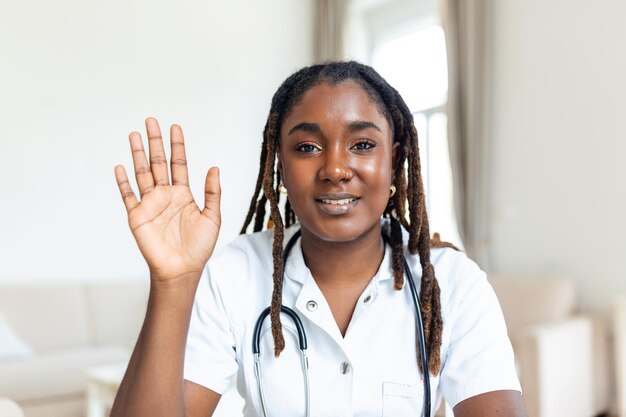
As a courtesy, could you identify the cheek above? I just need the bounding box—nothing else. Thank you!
[364,159,390,177]
[358,155,393,187]
[360,157,394,214]
[281,162,314,211]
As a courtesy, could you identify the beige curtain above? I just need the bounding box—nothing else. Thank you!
[439,0,490,266]
[315,0,350,62]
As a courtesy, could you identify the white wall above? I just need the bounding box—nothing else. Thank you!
[0,0,314,281]
[486,0,626,312]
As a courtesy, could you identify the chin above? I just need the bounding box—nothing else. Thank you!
[300,217,382,243]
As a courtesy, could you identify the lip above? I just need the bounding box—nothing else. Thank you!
[315,194,361,216]
[315,193,359,200]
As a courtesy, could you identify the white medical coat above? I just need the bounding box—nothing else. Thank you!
[184,223,521,416]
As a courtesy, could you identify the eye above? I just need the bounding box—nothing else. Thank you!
[295,142,321,153]
[352,140,376,151]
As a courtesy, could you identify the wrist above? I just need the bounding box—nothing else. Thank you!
[149,270,202,292]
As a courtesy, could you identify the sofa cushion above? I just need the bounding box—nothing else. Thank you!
[0,346,129,402]
[489,276,577,336]
[0,284,90,352]
[84,280,148,347]
[0,311,34,361]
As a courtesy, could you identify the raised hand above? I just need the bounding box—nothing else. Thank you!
[114,118,221,283]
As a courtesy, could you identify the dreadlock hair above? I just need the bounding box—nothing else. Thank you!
[240,60,453,377]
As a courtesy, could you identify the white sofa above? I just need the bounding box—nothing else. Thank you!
[0,280,148,417]
[0,276,612,417]
[490,276,611,417]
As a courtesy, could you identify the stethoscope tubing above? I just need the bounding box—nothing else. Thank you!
[252,228,430,417]
[252,305,310,417]
[403,255,431,416]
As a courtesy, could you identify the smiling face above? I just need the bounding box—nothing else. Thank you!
[278,80,398,243]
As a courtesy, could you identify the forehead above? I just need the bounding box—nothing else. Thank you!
[280,81,392,136]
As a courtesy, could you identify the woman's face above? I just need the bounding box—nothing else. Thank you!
[278,80,397,243]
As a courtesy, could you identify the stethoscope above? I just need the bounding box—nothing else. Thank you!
[252,228,431,417]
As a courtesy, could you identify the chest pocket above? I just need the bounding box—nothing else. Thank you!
[382,381,424,417]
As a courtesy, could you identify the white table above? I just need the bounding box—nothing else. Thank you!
[84,362,245,417]
[85,362,127,417]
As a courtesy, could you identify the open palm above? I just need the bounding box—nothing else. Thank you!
[114,118,221,281]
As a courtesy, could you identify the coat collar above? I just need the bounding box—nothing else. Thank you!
[282,223,395,285]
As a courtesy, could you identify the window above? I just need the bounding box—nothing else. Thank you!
[368,18,463,248]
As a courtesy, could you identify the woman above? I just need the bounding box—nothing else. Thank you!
[111,61,526,417]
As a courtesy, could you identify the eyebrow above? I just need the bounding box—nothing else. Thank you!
[287,122,320,136]
[287,120,382,136]
[348,120,382,132]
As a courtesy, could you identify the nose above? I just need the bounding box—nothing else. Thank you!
[318,147,353,183]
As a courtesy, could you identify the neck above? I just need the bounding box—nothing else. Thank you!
[299,223,385,291]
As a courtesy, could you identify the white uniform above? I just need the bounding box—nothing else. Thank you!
[184,223,521,416]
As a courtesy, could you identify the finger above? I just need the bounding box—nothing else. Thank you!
[202,167,221,225]
[114,165,139,212]
[129,131,155,197]
[170,124,189,186]
[145,117,170,186]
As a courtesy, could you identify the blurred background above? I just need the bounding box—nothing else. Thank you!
[0,0,625,416]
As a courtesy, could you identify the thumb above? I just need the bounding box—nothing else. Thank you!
[202,166,221,223]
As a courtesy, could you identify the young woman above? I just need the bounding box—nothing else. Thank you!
[111,61,526,417]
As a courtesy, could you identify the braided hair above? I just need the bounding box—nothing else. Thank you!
[240,61,450,376]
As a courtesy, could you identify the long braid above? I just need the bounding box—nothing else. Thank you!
[274,169,282,224]
[407,121,424,253]
[241,127,269,234]
[285,198,295,228]
[253,195,267,232]
[389,212,405,290]
[395,92,444,375]
[261,112,288,356]
[416,203,443,375]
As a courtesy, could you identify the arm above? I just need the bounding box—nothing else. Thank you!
[454,390,527,417]
[184,380,221,417]
[438,254,526,416]
[111,276,221,417]
[110,118,223,417]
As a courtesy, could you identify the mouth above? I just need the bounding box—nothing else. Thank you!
[314,194,360,215]
[318,197,358,205]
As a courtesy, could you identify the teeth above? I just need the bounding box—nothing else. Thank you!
[320,198,356,205]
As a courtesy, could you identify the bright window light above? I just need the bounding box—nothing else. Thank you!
[372,26,448,112]
[371,25,463,249]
